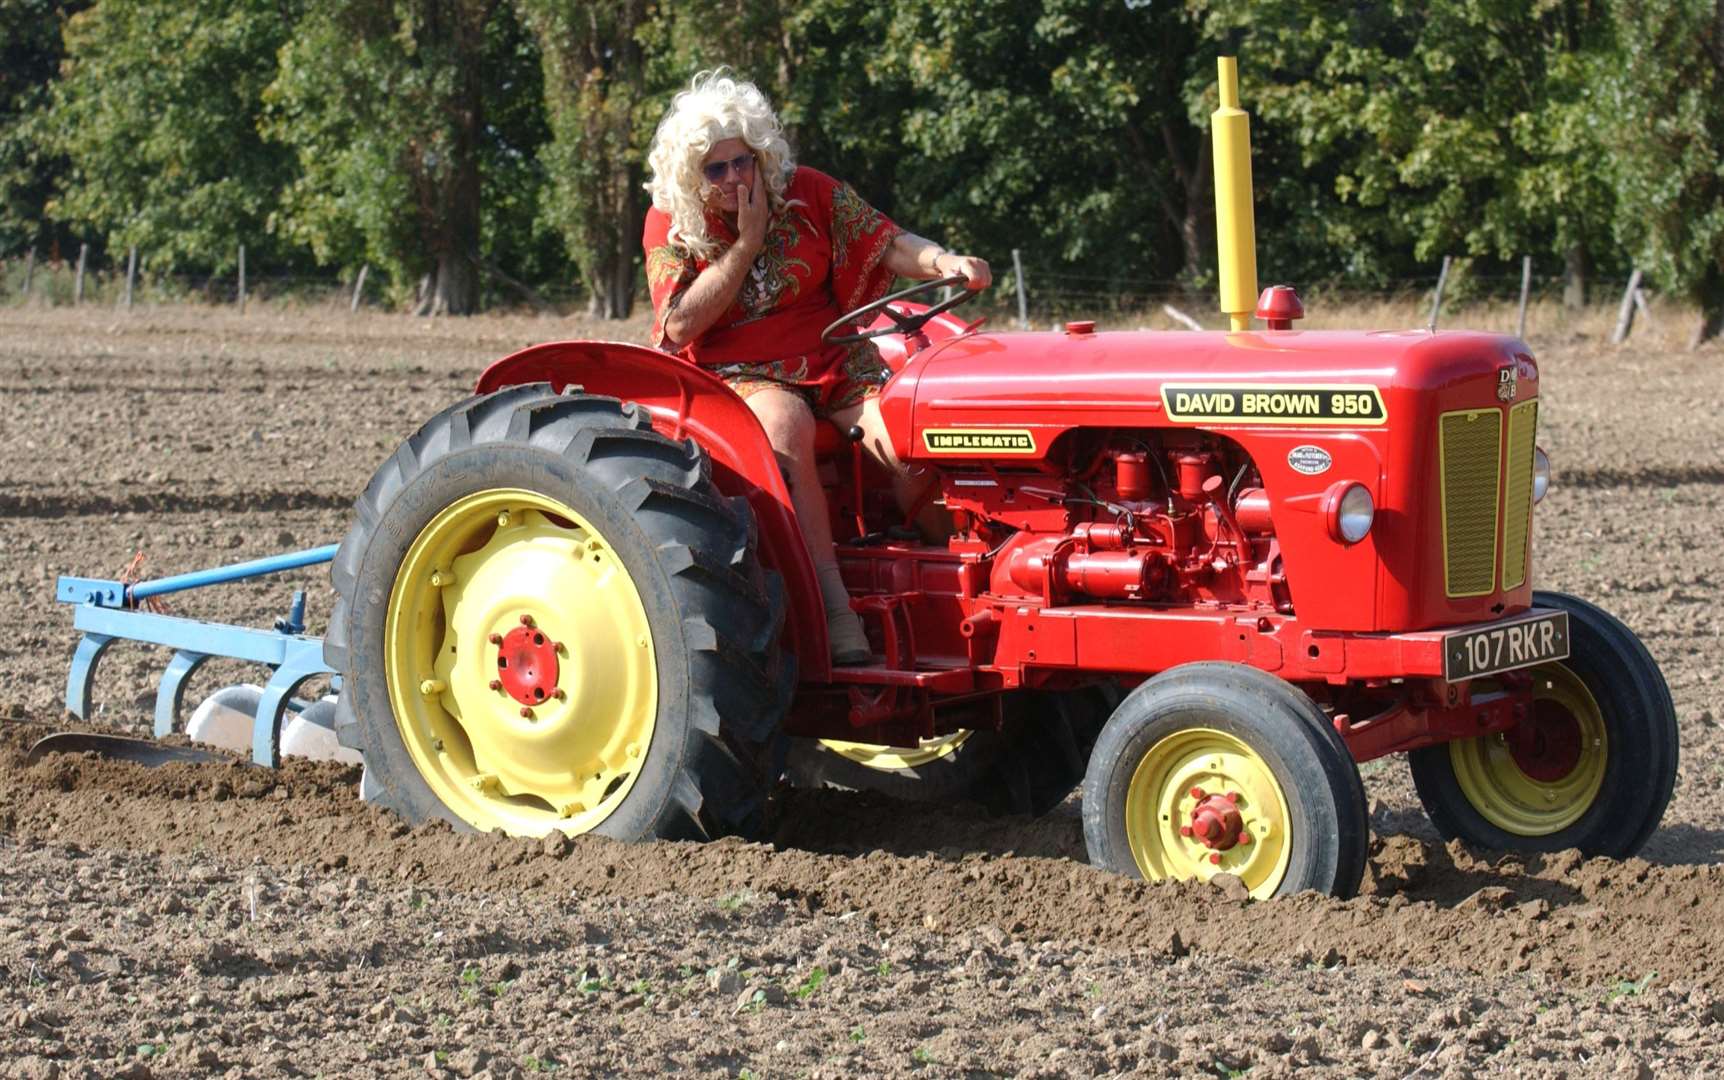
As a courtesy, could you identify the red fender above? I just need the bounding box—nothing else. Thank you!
[475,341,829,682]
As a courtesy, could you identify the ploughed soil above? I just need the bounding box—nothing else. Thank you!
[2,305,1723,1077]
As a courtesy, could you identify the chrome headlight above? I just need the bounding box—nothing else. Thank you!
[1532,447,1550,503]
[1326,481,1375,544]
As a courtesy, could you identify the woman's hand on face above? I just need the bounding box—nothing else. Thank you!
[736,171,769,255]
[945,254,991,291]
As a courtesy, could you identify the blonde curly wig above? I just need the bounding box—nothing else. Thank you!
[645,68,796,261]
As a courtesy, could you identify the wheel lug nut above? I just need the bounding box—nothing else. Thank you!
[1179,825,1193,837]
[1209,853,1222,866]
[520,707,534,719]
[488,633,503,645]
[553,689,567,701]
[520,614,535,627]
[1225,792,1239,804]
[489,679,503,691]
[1239,832,1253,845]
[1189,787,1205,800]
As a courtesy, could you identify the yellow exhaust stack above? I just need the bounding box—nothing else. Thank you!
[1212,57,1258,332]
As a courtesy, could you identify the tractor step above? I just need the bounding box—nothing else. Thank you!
[825,663,974,692]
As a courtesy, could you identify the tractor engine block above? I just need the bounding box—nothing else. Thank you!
[953,433,1291,613]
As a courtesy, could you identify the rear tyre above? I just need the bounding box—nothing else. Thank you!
[1409,591,1676,857]
[1083,663,1368,899]
[325,383,792,841]
[786,683,1117,817]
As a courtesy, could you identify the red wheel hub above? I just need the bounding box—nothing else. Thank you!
[494,619,561,707]
[1506,699,1583,782]
[1183,790,1246,851]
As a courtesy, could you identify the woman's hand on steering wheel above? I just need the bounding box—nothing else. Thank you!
[938,253,991,291]
[821,274,979,347]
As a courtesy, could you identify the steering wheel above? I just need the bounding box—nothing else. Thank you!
[821,274,976,347]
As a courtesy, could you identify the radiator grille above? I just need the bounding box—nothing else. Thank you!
[1439,409,1503,598]
[1500,401,1539,590]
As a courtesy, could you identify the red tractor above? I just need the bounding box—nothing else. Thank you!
[324,62,1676,900]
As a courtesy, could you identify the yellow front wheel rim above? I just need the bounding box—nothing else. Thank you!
[1449,662,1607,836]
[1124,728,1292,900]
[384,488,657,835]
[820,731,973,771]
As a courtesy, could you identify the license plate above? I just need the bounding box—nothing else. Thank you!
[1443,610,1570,682]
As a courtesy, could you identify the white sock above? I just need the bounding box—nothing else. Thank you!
[817,563,853,616]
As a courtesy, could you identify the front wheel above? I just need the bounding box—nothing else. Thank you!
[1409,591,1676,857]
[1082,663,1368,899]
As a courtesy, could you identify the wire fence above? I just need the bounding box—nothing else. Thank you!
[0,247,1652,334]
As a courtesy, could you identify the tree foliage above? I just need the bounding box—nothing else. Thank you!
[42,0,300,271]
[3,0,1720,337]
[1603,0,1724,341]
[519,0,648,318]
[0,0,85,258]
[264,0,515,314]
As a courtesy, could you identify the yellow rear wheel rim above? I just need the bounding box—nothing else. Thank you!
[1124,728,1292,900]
[1449,662,1606,836]
[384,488,657,835]
[820,731,973,770]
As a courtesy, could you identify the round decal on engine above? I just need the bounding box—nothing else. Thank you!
[1287,445,1333,475]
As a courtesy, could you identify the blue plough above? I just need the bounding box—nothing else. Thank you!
[55,544,341,767]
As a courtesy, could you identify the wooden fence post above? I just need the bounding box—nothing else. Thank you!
[123,246,138,310]
[350,263,370,313]
[1611,268,1643,344]
[22,249,35,297]
[1011,248,1028,330]
[1516,255,1532,339]
[74,243,88,304]
[1427,255,1452,332]
[237,245,247,314]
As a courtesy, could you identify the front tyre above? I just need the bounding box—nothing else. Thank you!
[1409,591,1676,857]
[1082,663,1368,899]
[324,384,792,841]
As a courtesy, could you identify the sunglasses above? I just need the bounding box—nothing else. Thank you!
[701,153,756,184]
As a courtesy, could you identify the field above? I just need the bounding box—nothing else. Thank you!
[2,303,1722,1078]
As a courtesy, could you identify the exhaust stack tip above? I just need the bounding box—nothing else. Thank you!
[1212,57,1259,333]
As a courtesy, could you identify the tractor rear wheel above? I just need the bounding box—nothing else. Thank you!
[1409,591,1676,857]
[786,684,1116,817]
[1082,663,1368,899]
[325,383,792,841]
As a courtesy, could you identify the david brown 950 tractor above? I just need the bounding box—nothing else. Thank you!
[54,59,1676,900]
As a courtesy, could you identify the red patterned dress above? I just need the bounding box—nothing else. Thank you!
[643,166,903,415]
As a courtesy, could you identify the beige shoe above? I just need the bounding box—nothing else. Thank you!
[827,606,872,665]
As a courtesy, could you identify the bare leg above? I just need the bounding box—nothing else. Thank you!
[744,389,871,663]
[829,397,950,539]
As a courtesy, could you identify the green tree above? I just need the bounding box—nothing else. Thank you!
[519,0,648,318]
[1195,0,1620,295]
[42,0,302,273]
[856,0,1207,300]
[266,0,507,314]
[0,0,88,259]
[1604,0,1724,345]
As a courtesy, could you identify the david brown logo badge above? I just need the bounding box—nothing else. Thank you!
[1497,365,1518,402]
